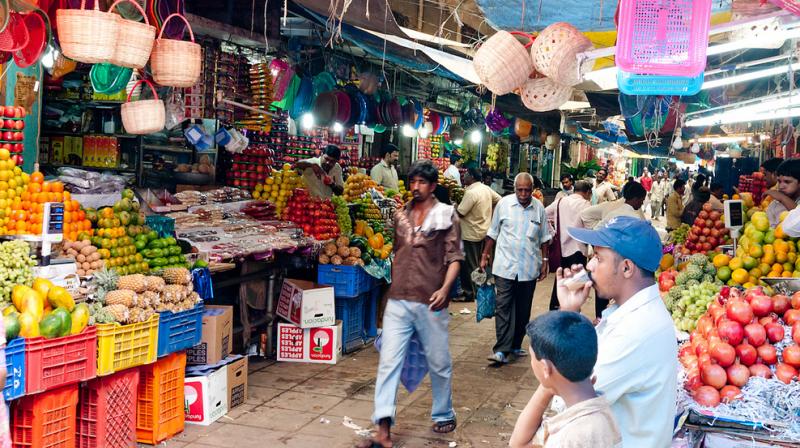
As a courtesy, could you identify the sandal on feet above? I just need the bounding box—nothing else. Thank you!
[356,439,391,448]
[432,419,457,434]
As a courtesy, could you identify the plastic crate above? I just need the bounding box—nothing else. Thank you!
[77,369,139,448]
[364,287,379,339]
[318,264,374,298]
[136,352,185,445]
[96,314,159,376]
[157,303,204,357]
[616,0,712,77]
[25,325,98,394]
[4,337,25,401]
[335,293,368,353]
[145,215,175,238]
[12,384,79,448]
[617,70,704,96]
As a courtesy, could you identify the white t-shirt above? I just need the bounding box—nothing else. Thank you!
[300,157,344,199]
[444,165,462,186]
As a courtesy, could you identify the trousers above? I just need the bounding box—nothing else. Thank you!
[493,276,536,354]
[459,240,484,301]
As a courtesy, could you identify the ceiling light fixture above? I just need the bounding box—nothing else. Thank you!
[685,92,800,127]
[702,61,800,90]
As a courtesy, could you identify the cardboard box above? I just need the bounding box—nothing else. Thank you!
[187,306,233,365]
[276,321,342,364]
[275,279,335,328]
[184,364,228,426]
[225,355,248,410]
[50,137,64,164]
[703,432,778,448]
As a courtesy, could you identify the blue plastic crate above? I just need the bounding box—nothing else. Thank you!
[157,302,204,357]
[335,294,367,353]
[318,264,374,298]
[4,337,25,401]
[617,70,704,96]
[364,287,379,339]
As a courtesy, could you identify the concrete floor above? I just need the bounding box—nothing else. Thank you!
[153,274,601,448]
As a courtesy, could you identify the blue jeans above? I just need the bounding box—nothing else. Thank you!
[373,299,455,425]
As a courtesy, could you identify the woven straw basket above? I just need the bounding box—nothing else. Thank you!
[473,31,535,95]
[121,80,165,134]
[519,77,572,112]
[150,13,201,87]
[530,22,592,87]
[108,0,155,68]
[56,0,118,64]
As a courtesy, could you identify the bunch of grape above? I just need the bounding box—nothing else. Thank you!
[331,196,352,235]
[0,239,36,304]
[670,281,720,332]
[670,224,691,244]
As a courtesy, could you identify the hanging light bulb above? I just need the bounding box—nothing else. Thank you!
[672,128,684,150]
[454,139,463,146]
[470,129,482,144]
[418,127,430,139]
[332,122,343,133]
[301,113,314,130]
[402,125,416,137]
[690,142,701,154]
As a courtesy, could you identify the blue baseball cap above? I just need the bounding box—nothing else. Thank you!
[567,216,662,272]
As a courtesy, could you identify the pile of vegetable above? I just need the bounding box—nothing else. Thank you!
[663,254,722,331]
[0,239,36,304]
[319,236,365,266]
[140,234,189,270]
[3,278,88,340]
[681,286,800,408]
[354,220,392,260]
[62,240,103,277]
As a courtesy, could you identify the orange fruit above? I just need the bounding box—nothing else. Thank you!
[732,268,750,284]
[27,183,40,194]
[50,182,63,193]
[0,148,10,161]
[30,172,43,184]
[62,191,70,202]
[14,221,25,232]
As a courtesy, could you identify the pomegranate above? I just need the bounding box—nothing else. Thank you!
[785,309,800,326]
[719,385,742,403]
[775,363,798,384]
[773,294,791,315]
[710,342,736,367]
[693,385,721,407]
[791,291,800,309]
[794,322,800,345]
[765,322,785,344]
[701,364,728,389]
[759,315,777,326]
[696,315,714,337]
[717,320,744,346]
[782,344,800,369]
[725,363,750,387]
[757,344,778,365]
[750,294,773,317]
[749,363,773,379]
[727,301,754,325]
[735,343,758,366]
[744,323,767,347]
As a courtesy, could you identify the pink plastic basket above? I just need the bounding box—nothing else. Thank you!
[616,0,713,77]
[768,0,800,15]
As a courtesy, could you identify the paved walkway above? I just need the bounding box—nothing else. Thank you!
[157,274,600,448]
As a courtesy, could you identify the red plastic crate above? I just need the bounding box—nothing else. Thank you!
[25,326,97,394]
[136,352,186,445]
[12,384,79,448]
[77,369,139,448]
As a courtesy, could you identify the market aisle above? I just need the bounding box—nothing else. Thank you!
[158,274,595,448]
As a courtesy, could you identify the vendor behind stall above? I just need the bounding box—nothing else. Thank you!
[370,144,399,190]
[296,145,345,199]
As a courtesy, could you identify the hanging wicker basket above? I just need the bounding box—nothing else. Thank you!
[108,0,155,68]
[530,22,592,87]
[56,0,119,64]
[121,79,165,135]
[149,13,201,87]
[473,31,535,95]
[519,77,572,112]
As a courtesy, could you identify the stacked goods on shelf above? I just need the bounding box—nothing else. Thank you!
[4,168,89,237]
[319,235,365,266]
[252,163,304,216]
[417,137,432,159]
[82,136,120,168]
[214,52,250,124]
[430,135,444,158]
[738,172,768,205]
[680,204,732,255]
[89,192,150,276]
[281,135,321,165]
[431,158,449,172]
[350,156,379,171]
[354,219,392,261]
[0,105,26,165]
[283,188,340,240]
[266,111,289,170]
[343,172,378,201]
[438,171,465,203]
[61,240,103,277]
[354,197,386,238]
[240,201,277,221]
[238,63,273,132]
[140,234,189,271]
[229,146,275,189]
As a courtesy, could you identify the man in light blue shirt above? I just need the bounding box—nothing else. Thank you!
[480,173,551,364]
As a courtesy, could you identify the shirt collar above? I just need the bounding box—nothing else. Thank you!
[601,284,660,328]
[511,199,535,210]
[543,396,611,435]
[379,160,392,169]
[466,182,482,190]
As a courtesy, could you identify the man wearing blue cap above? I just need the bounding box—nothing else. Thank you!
[550,216,677,448]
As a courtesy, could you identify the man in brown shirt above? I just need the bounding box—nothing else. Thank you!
[361,160,463,448]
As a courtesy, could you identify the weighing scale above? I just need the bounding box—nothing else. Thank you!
[723,199,744,250]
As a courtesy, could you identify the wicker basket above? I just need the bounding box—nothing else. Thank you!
[56,0,118,64]
[108,0,155,68]
[519,77,572,112]
[149,13,201,87]
[530,22,592,87]
[473,31,535,95]
[121,79,165,134]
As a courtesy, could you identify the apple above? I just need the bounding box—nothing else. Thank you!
[13,120,23,130]
[13,107,22,118]
[13,143,22,153]
[13,132,22,141]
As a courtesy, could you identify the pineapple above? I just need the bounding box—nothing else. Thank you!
[162,268,191,285]
[189,291,201,304]
[145,276,165,292]
[93,267,120,303]
[117,274,147,293]
[102,304,130,323]
[105,290,136,307]
[141,291,160,308]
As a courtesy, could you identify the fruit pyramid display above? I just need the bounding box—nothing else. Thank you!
[438,171,464,203]
[354,197,385,236]
[61,240,103,277]
[3,278,89,340]
[282,188,340,240]
[252,163,303,217]
[89,190,150,276]
[681,203,732,255]
[331,195,352,234]
[343,172,378,201]
[139,234,188,270]
[663,255,722,331]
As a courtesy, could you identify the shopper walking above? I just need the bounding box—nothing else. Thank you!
[362,160,462,448]
[545,180,592,310]
[554,174,574,201]
[666,179,686,232]
[456,167,501,302]
[555,216,677,448]
[593,168,617,204]
[649,172,669,219]
[480,173,551,365]
[370,144,399,190]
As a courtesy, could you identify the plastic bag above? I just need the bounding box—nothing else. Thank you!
[165,90,185,130]
[374,331,428,393]
[476,284,496,322]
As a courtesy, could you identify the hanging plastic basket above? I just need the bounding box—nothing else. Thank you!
[616,0,713,77]
[473,31,535,95]
[121,79,165,134]
[149,13,201,87]
[108,0,156,69]
[617,70,704,96]
[56,0,119,64]
[530,22,592,87]
[519,77,572,112]
[768,0,800,15]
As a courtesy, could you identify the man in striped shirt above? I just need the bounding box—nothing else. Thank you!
[480,173,551,364]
